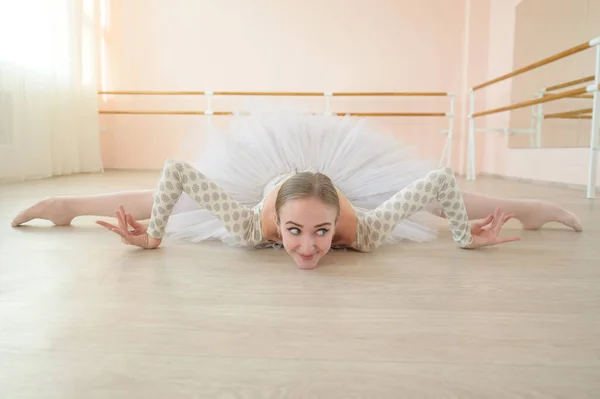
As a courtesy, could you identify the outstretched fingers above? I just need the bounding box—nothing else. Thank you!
[493,210,516,234]
[473,213,494,228]
[96,204,157,249]
[95,220,120,233]
[493,210,520,244]
[96,205,137,245]
[126,213,147,234]
[95,220,130,242]
[489,208,502,230]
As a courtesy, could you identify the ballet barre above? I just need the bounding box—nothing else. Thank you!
[543,92,594,99]
[467,36,600,198]
[472,41,593,91]
[544,108,593,119]
[98,90,456,168]
[534,76,594,133]
[471,86,596,118]
[515,77,595,147]
[472,85,594,149]
[98,90,450,96]
[545,75,595,92]
[98,110,447,117]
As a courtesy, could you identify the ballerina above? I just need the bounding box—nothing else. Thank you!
[11,112,582,269]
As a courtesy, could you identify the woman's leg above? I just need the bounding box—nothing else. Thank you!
[426,191,582,231]
[11,190,154,227]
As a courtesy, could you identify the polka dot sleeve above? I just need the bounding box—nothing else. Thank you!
[350,167,473,251]
[146,159,264,246]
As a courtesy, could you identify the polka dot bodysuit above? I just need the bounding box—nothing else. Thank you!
[146,159,473,251]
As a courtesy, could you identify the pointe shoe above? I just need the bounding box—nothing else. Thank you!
[11,198,75,227]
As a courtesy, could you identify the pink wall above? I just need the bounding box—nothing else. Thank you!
[456,0,490,176]
[478,0,519,177]
[99,0,597,189]
[98,0,473,171]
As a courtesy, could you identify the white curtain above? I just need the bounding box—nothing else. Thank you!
[0,0,103,183]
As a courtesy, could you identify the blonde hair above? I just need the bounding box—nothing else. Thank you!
[275,172,340,220]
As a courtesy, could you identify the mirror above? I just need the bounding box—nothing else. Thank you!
[508,0,599,149]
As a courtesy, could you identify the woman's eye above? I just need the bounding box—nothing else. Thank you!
[288,228,301,235]
[317,229,329,236]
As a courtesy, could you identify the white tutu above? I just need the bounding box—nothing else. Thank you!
[165,111,440,246]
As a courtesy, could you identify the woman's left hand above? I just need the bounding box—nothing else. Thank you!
[463,208,521,249]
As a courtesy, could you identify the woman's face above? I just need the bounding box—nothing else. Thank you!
[275,196,338,270]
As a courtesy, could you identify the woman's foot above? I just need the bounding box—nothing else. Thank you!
[11,198,75,227]
[518,201,582,232]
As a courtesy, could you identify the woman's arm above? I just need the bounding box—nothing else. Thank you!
[353,167,518,252]
[98,159,264,249]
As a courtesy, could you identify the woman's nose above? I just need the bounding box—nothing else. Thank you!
[300,235,315,251]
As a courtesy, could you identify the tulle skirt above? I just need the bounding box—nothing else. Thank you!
[165,111,439,246]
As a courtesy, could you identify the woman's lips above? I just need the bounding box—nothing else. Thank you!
[298,252,316,261]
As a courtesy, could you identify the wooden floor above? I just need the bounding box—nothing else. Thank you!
[1,171,599,398]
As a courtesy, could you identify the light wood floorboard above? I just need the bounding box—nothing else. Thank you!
[1,171,599,398]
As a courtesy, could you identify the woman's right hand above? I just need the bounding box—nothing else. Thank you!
[96,205,162,249]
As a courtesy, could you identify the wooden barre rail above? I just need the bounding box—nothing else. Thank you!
[471,84,599,118]
[97,90,450,97]
[98,110,448,117]
[543,92,594,99]
[546,114,592,119]
[332,92,448,97]
[544,108,593,119]
[545,114,593,119]
[545,75,595,92]
[472,40,593,91]
[99,110,231,115]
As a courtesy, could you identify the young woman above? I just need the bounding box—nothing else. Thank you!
[11,112,582,269]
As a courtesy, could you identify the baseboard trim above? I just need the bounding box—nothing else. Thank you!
[103,168,161,173]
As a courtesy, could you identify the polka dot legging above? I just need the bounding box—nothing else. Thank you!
[146,159,264,246]
[349,167,473,252]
